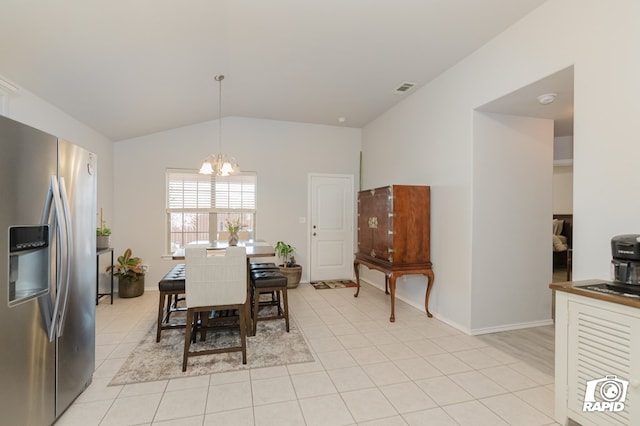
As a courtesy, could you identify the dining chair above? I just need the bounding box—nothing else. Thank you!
[182,246,247,371]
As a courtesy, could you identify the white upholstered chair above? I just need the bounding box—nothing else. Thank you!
[182,246,247,371]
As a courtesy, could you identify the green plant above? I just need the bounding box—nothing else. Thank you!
[96,220,111,236]
[106,248,144,281]
[225,218,245,234]
[275,241,297,268]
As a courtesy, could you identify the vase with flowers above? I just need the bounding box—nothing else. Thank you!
[225,218,244,246]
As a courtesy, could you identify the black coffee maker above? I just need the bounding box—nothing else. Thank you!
[611,235,640,284]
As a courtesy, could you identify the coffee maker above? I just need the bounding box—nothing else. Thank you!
[611,235,640,284]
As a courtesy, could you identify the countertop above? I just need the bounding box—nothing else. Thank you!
[550,279,640,309]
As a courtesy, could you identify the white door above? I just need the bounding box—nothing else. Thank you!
[309,174,354,281]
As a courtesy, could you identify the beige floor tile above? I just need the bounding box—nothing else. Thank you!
[206,380,253,413]
[74,376,123,403]
[308,335,345,353]
[379,382,437,414]
[155,414,206,425]
[425,352,474,375]
[453,348,503,369]
[443,400,509,426]
[251,375,296,406]
[479,364,539,392]
[403,338,447,357]
[55,400,113,426]
[166,374,211,392]
[249,365,289,380]
[481,393,554,425]
[327,366,376,392]
[514,386,555,418]
[203,407,254,426]
[299,393,355,426]
[290,371,337,398]
[79,288,559,426]
[286,359,325,375]
[154,388,208,422]
[393,357,442,380]
[448,370,508,399]
[358,415,408,425]
[341,387,398,422]
[363,330,401,346]
[415,376,474,406]
[119,380,168,397]
[402,407,458,425]
[253,400,306,426]
[376,342,419,360]
[347,346,389,365]
[362,361,410,386]
[327,322,359,336]
[100,393,163,426]
[209,369,250,385]
[336,333,372,349]
[317,349,358,370]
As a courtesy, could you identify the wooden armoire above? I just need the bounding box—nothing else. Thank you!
[354,185,434,322]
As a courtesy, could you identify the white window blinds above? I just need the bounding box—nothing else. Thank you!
[167,169,256,211]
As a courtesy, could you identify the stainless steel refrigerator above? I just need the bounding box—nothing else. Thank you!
[0,115,97,425]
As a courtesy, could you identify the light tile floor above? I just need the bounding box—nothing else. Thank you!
[57,282,559,425]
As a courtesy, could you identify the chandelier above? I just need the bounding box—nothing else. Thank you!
[199,75,239,176]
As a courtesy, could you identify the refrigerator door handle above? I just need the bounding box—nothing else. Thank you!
[41,175,69,342]
[56,177,73,337]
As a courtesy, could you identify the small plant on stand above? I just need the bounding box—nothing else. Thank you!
[275,241,302,288]
[106,248,145,298]
[96,209,111,249]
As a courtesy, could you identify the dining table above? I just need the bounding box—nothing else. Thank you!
[171,240,276,260]
[170,240,276,336]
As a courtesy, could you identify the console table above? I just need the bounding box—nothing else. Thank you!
[96,247,114,304]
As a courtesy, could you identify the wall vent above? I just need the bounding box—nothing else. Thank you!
[394,82,416,93]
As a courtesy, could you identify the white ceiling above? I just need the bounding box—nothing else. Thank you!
[0,0,548,141]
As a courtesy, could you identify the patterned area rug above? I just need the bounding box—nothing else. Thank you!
[109,312,313,386]
[310,279,358,289]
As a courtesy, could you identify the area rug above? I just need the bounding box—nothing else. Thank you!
[310,279,358,290]
[109,314,314,386]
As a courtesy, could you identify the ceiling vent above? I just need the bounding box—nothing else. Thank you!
[394,82,416,94]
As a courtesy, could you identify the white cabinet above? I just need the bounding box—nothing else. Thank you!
[555,291,640,426]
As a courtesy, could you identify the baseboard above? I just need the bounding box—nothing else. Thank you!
[357,277,471,335]
[357,278,552,336]
[470,318,554,336]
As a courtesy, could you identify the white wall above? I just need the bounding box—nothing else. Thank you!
[113,117,361,289]
[471,112,553,333]
[2,84,114,228]
[553,166,573,214]
[361,0,640,332]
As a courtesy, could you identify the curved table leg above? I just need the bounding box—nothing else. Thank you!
[353,261,361,298]
[424,270,434,318]
[389,273,397,322]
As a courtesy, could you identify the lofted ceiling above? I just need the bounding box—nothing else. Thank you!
[0,0,548,141]
[476,66,574,137]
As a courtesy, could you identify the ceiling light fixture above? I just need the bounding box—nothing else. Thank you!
[537,93,557,105]
[199,75,239,176]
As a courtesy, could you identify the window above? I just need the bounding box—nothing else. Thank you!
[166,169,256,253]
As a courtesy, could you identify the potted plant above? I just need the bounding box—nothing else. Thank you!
[106,248,145,298]
[275,241,302,288]
[96,209,111,249]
